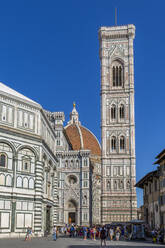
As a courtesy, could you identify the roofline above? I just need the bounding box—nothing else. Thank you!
[80,125,101,150]
[154,155,165,165]
[63,128,73,149]
[0,82,41,109]
[155,149,165,159]
[135,170,158,188]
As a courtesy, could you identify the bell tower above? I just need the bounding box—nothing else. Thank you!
[99,25,137,223]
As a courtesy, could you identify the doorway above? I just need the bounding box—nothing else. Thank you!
[67,199,77,225]
[46,205,51,234]
[68,212,76,224]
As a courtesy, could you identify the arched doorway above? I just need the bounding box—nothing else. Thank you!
[67,199,77,224]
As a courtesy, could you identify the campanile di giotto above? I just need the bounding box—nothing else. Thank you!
[99,25,137,223]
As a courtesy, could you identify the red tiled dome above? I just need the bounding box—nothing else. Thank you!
[64,124,101,156]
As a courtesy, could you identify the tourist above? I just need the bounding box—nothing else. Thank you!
[93,226,97,240]
[109,227,114,241]
[53,225,57,241]
[90,227,94,239]
[70,225,74,238]
[115,226,121,241]
[83,226,87,240]
[25,226,31,241]
[64,226,67,235]
[100,226,107,247]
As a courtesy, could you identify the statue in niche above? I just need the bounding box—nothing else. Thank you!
[65,160,68,168]
[83,194,87,205]
[126,180,130,189]
[114,180,117,190]
[120,180,123,189]
[107,181,110,189]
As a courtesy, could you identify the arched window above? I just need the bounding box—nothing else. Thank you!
[111,105,116,120]
[0,154,7,167]
[29,178,34,189]
[120,136,125,150]
[112,61,123,87]
[111,136,116,151]
[23,177,28,188]
[22,156,31,172]
[6,175,12,186]
[84,159,88,166]
[119,104,125,119]
[0,174,5,185]
[17,177,22,188]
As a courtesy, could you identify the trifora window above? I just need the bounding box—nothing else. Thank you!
[112,60,124,87]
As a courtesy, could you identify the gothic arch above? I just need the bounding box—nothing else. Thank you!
[110,104,116,121]
[119,135,126,151]
[110,136,117,151]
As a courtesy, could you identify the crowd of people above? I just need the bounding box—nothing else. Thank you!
[151,228,164,243]
[53,224,127,245]
[25,223,165,245]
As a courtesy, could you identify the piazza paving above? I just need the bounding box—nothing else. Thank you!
[0,236,164,248]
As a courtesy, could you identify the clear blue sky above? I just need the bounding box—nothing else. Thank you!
[0,0,164,207]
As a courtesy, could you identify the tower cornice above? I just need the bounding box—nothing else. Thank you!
[99,24,135,41]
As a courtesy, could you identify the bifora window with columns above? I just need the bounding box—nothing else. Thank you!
[112,60,124,87]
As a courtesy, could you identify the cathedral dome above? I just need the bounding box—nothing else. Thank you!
[64,104,101,156]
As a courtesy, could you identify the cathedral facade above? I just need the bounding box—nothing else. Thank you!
[99,25,137,223]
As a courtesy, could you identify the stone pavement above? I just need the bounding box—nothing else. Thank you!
[0,236,163,248]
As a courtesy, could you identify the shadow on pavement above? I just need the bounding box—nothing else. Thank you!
[68,245,163,248]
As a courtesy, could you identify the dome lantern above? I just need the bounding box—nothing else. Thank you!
[67,102,81,126]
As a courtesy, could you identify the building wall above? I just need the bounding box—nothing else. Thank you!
[0,95,58,237]
[143,175,160,229]
[99,25,137,223]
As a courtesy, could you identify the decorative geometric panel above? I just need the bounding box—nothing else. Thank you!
[0,200,4,209]
[25,214,32,227]
[16,213,24,228]
[0,212,10,228]
[5,201,10,210]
